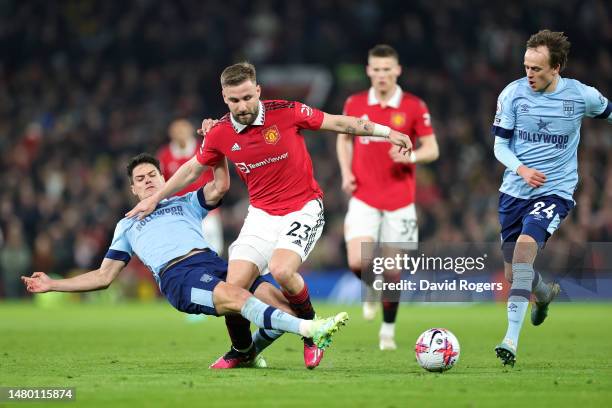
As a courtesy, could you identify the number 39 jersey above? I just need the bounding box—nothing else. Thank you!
[343,86,434,211]
[197,100,324,216]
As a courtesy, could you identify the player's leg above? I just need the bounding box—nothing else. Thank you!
[270,198,325,368]
[523,197,573,326]
[164,256,348,360]
[495,193,528,366]
[378,203,419,351]
[268,248,327,368]
[214,207,276,368]
[347,237,378,320]
[501,257,559,326]
[496,194,573,366]
[496,234,538,366]
[212,269,290,369]
[378,245,401,351]
[157,251,258,369]
[344,197,382,320]
[212,281,348,349]
[250,281,292,353]
[211,259,262,368]
[214,280,296,367]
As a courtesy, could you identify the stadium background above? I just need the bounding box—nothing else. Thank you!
[1,0,611,300]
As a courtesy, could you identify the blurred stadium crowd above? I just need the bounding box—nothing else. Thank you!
[1,0,611,297]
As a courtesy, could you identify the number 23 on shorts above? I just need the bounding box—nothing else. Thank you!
[286,221,312,241]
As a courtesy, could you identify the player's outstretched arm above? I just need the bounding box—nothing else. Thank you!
[321,113,412,152]
[21,258,125,293]
[203,158,230,206]
[126,156,206,220]
[336,133,356,194]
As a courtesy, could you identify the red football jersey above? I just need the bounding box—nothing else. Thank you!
[343,87,433,210]
[157,141,213,196]
[196,100,324,215]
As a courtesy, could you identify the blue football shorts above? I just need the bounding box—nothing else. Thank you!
[159,250,268,316]
[498,192,574,263]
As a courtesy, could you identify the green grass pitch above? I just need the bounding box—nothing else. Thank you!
[1,301,611,407]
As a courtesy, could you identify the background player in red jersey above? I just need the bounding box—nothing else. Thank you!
[127,62,413,369]
[157,119,224,255]
[337,45,439,350]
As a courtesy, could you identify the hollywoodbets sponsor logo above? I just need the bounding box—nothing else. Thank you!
[517,130,569,149]
[135,206,184,231]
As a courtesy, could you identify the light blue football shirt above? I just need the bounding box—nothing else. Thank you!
[492,76,610,201]
[105,190,216,280]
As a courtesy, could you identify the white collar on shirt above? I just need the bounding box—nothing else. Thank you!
[169,138,196,159]
[230,101,266,133]
[368,85,403,108]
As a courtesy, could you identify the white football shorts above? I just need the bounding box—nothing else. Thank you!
[344,197,418,243]
[229,198,325,275]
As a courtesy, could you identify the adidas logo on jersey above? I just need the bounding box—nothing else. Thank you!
[292,240,302,247]
[231,143,241,151]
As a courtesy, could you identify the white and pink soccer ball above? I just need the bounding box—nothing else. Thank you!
[415,328,460,372]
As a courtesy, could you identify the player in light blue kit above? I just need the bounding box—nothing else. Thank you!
[491,30,611,366]
[21,153,348,367]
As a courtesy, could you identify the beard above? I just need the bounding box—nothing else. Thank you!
[233,106,259,125]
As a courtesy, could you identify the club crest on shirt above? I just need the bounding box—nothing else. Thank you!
[263,125,281,145]
[391,112,406,127]
[563,100,574,117]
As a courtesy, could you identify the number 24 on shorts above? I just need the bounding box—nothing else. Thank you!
[529,201,557,219]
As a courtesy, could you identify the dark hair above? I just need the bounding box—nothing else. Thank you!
[220,62,257,87]
[526,30,571,71]
[368,44,399,62]
[126,153,161,183]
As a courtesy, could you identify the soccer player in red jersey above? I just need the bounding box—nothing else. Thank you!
[337,45,439,350]
[157,119,224,254]
[127,62,412,369]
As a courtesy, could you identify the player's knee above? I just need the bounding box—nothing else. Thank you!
[512,235,538,264]
[268,261,295,285]
[214,282,250,314]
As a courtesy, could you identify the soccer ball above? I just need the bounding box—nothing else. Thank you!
[415,328,460,372]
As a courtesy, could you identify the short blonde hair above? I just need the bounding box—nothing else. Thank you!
[220,62,257,87]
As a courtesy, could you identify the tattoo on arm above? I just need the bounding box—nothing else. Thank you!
[356,119,372,133]
[346,126,356,134]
